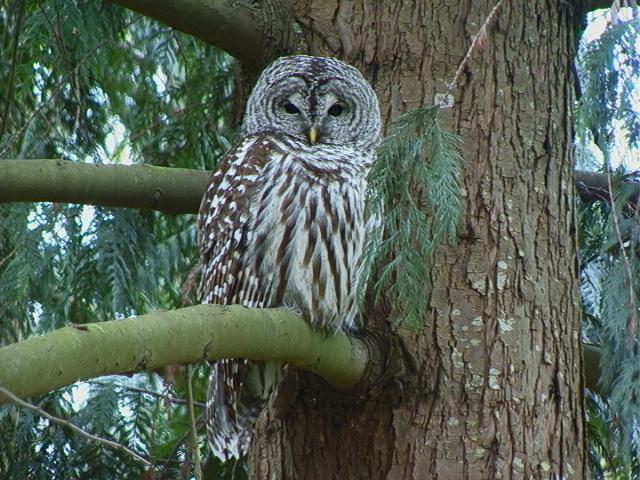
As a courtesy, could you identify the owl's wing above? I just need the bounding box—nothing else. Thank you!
[198,134,285,460]
[197,134,277,306]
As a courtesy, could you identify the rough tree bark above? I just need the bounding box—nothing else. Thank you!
[245,2,585,479]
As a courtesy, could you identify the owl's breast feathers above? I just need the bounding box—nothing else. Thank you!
[198,133,370,331]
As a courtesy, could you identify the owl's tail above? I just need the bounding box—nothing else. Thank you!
[205,358,281,460]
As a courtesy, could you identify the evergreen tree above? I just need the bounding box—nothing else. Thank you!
[1,1,639,478]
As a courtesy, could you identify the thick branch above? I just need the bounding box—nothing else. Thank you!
[107,0,268,68]
[0,161,621,395]
[1,160,632,214]
[0,159,210,214]
[581,0,613,13]
[575,170,612,203]
[575,170,640,211]
[0,305,369,405]
[583,344,604,394]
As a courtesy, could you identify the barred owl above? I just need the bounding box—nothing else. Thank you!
[197,55,380,460]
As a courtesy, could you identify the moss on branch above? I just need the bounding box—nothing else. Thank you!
[0,305,369,404]
[1,160,633,216]
[0,159,617,398]
[0,159,210,214]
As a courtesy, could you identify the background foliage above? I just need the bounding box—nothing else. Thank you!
[575,9,640,479]
[1,1,640,479]
[0,1,236,477]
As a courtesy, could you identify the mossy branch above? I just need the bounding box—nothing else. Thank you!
[0,305,369,405]
[0,159,210,214]
[0,160,628,215]
[0,159,615,397]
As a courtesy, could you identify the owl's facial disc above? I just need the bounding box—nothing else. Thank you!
[272,88,314,144]
[241,56,380,150]
[312,88,353,145]
[274,85,356,146]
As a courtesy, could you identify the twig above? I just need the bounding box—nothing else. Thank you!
[0,0,26,140]
[0,17,141,158]
[38,2,85,136]
[161,413,205,469]
[0,247,17,272]
[606,167,639,340]
[435,0,508,108]
[186,366,203,480]
[0,385,153,467]
[0,47,102,158]
[92,380,206,408]
[111,106,189,160]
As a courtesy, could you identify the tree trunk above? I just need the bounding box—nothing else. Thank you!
[249,1,584,479]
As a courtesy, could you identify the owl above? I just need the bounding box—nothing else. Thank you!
[197,55,381,460]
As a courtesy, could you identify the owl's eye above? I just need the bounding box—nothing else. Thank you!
[328,103,345,116]
[283,102,300,114]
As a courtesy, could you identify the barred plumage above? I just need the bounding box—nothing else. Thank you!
[197,55,380,460]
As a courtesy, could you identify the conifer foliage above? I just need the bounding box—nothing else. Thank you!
[0,1,235,477]
[1,2,640,479]
[364,107,462,329]
[575,9,640,478]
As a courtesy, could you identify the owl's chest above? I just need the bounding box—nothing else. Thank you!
[241,159,366,326]
[248,157,365,238]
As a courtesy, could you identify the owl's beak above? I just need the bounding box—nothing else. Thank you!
[307,127,318,145]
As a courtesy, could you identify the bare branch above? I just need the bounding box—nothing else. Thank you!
[0,305,369,404]
[107,0,284,68]
[436,0,507,108]
[0,0,26,140]
[162,413,205,470]
[575,170,612,202]
[582,0,615,12]
[1,160,631,216]
[92,381,206,408]
[186,366,203,480]
[0,159,210,214]
[575,170,640,211]
[606,168,639,338]
[0,385,153,467]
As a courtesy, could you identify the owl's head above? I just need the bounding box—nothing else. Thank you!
[240,55,381,150]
